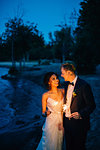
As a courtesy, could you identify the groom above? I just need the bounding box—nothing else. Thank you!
[61,61,96,150]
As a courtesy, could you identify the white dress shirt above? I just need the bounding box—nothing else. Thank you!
[65,75,78,117]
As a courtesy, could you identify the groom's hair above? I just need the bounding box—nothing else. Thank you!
[61,61,76,74]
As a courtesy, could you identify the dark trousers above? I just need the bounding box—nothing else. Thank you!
[63,117,88,150]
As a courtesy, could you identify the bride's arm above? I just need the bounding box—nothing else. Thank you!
[42,93,47,113]
[42,93,47,117]
[42,93,51,117]
[61,88,65,96]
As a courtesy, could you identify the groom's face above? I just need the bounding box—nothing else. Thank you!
[61,67,69,81]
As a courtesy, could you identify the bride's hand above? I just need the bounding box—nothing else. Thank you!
[46,110,51,117]
[58,123,63,131]
[42,110,51,117]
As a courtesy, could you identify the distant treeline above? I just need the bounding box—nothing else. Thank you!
[0,0,100,74]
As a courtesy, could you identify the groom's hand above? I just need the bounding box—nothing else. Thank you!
[70,112,82,119]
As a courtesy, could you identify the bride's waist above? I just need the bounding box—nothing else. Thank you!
[50,111,62,114]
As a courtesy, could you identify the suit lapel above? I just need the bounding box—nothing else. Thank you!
[64,81,69,104]
[70,77,81,106]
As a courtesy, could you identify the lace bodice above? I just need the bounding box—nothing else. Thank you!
[47,97,63,114]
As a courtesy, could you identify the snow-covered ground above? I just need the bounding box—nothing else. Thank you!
[0,63,100,150]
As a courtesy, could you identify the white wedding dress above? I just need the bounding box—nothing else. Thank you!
[36,97,64,150]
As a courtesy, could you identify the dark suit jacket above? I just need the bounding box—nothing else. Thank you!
[64,77,96,129]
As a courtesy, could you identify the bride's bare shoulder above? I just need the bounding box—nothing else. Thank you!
[42,91,49,99]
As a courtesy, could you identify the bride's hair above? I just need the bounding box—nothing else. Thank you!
[43,72,59,89]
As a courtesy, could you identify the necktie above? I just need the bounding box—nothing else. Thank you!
[68,81,74,86]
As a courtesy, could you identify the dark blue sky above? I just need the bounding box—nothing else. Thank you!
[0,0,82,42]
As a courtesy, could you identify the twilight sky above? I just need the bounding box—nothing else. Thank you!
[0,0,82,42]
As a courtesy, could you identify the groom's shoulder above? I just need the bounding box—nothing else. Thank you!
[78,77,90,87]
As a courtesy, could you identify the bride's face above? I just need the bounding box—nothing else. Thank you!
[49,74,59,88]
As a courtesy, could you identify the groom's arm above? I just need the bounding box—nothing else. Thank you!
[78,83,96,118]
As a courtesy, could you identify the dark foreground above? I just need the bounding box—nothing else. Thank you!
[0,64,100,150]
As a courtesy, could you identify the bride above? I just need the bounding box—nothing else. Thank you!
[36,72,64,150]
